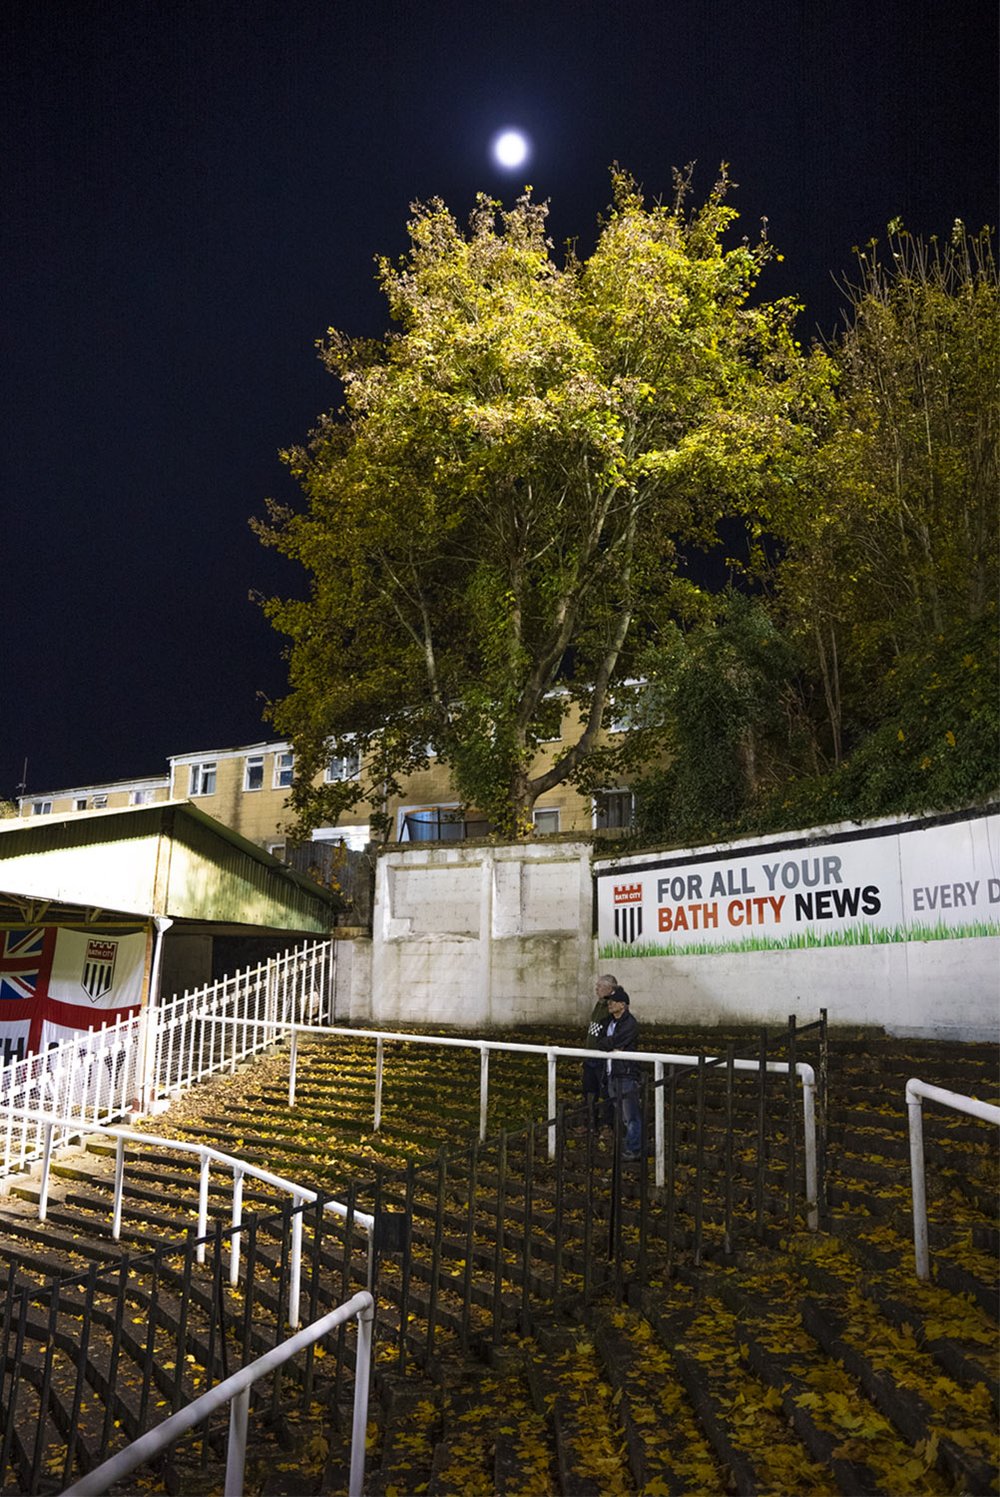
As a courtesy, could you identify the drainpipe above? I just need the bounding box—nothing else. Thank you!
[134,915,173,1115]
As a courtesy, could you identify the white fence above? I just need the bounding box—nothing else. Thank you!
[15,1104,376,1327]
[287,1023,820,1228]
[151,939,335,1103]
[0,939,335,1179]
[906,1077,1000,1279]
[0,1011,141,1178]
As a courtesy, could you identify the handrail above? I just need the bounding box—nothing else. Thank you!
[905,1077,1000,1279]
[274,1020,819,1230]
[8,1105,374,1325]
[0,938,336,1180]
[60,1289,375,1497]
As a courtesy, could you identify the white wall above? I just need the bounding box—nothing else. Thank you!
[370,841,593,1027]
[354,809,999,1042]
[331,931,372,1021]
[606,938,998,1040]
[596,808,1000,1042]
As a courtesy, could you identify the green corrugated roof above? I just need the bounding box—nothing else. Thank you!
[0,801,340,933]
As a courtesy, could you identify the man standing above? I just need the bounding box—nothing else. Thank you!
[599,987,642,1159]
[582,974,617,1125]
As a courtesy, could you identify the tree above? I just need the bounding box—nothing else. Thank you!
[256,169,815,839]
[630,592,802,846]
[760,222,999,765]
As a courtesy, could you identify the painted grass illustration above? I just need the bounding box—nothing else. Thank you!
[600,917,1000,960]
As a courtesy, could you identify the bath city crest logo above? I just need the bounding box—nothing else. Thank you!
[612,882,643,944]
[82,939,118,1003]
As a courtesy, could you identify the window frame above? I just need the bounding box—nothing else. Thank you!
[189,761,217,797]
[532,807,561,836]
[273,750,295,790]
[397,803,492,843]
[244,754,264,792]
[325,748,361,783]
[592,788,635,831]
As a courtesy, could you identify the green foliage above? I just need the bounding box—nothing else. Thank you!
[258,189,995,848]
[760,222,998,761]
[762,610,999,830]
[633,223,998,850]
[634,601,998,850]
[257,168,813,837]
[630,592,801,845]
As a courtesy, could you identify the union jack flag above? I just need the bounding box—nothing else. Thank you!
[0,928,54,1003]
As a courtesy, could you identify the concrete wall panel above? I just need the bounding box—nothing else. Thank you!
[359,812,998,1041]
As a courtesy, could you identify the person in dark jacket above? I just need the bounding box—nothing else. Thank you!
[581,974,618,1126]
[598,987,642,1158]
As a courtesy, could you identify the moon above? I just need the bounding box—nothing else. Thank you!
[492,128,530,170]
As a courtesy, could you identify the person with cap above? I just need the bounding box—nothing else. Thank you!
[598,985,642,1159]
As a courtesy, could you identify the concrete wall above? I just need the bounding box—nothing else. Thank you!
[596,808,1000,1043]
[370,841,593,1027]
[356,810,999,1042]
[606,938,998,1040]
[332,931,373,1022]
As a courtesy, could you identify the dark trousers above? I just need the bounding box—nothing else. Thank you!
[608,1075,642,1155]
[582,1057,612,1127]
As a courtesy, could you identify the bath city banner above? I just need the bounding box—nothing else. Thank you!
[0,925,147,1057]
[597,808,1000,959]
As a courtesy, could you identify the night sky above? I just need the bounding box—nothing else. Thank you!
[3,0,996,802]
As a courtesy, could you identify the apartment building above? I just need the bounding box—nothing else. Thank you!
[19,775,171,819]
[18,720,637,851]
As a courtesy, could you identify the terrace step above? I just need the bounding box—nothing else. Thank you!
[0,1023,995,1496]
[523,1321,629,1496]
[684,1257,953,1495]
[802,1295,998,1493]
[737,1228,1000,1490]
[367,1373,441,1497]
[425,1355,555,1496]
[667,1293,846,1495]
[588,1302,724,1492]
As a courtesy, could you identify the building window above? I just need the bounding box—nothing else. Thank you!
[74,798,87,812]
[266,840,286,859]
[244,755,264,791]
[274,750,294,789]
[130,789,152,806]
[325,749,360,782]
[31,800,52,816]
[92,795,108,809]
[533,808,560,835]
[398,806,491,842]
[400,807,463,843]
[189,762,217,797]
[594,789,635,831]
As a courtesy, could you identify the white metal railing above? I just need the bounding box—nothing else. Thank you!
[0,939,335,1179]
[60,1289,375,1497]
[150,938,335,1105]
[281,1022,820,1230]
[15,1106,375,1326]
[0,1012,141,1177]
[905,1077,1000,1279]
